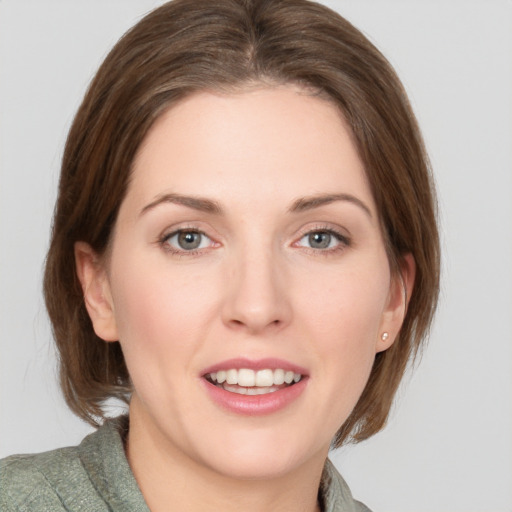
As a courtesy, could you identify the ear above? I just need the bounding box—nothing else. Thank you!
[74,241,119,342]
[376,253,416,353]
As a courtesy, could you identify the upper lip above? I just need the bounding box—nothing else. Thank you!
[201,357,308,376]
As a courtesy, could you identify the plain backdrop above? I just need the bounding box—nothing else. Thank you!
[1,1,511,511]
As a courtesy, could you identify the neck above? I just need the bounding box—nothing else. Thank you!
[125,405,326,512]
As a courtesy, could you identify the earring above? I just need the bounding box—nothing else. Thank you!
[381,332,389,341]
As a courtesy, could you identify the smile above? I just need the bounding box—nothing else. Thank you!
[206,368,302,395]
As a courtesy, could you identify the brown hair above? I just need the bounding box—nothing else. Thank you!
[44,0,440,446]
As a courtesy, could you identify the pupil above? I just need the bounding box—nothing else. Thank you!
[309,232,330,249]
[178,231,201,250]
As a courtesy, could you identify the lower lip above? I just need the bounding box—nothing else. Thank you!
[202,378,308,416]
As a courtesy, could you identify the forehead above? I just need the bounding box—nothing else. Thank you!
[127,86,375,215]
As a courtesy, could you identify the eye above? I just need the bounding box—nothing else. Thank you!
[163,229,213,252]
[296,229,349,251]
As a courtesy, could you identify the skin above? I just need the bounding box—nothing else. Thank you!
[76,86,413,512]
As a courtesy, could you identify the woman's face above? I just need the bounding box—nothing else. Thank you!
[79,86,406,480]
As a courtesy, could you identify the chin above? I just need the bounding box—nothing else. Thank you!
[192,427,326,481]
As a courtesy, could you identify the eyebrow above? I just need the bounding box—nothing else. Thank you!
[139,192,372,218]
[289,193,372,217]
[140,193,223,216]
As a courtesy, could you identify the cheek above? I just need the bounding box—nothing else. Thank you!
[300,259,390,416]
[108,253,221,363]
[107,262,220,421]
[304,262,390,348]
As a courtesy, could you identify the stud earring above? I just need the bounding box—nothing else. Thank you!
[381,332,389,341]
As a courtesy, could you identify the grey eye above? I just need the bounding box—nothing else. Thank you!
[296,229,348,251]
[177,231,203,250]
[165,230,212,252]
[308,232,332,249]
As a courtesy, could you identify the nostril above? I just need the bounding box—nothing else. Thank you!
[227,316,283,333]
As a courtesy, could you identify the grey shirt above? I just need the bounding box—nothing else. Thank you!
[1,417,371,511]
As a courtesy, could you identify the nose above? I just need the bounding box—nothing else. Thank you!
[221,247,292,335]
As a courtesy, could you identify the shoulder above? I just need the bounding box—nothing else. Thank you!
[1,417,148,512]
[321,458,373,512]
[0,418,129,512]
[0,446,88,511]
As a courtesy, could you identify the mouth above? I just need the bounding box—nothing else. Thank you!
[201,358,308,414]
[205,368,303,396]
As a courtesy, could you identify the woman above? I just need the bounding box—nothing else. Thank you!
[1,0,439,510]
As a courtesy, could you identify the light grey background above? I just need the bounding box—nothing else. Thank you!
[1,1,511,511]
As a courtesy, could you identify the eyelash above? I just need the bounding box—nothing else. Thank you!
[158,227,216,257]
[158,225,351,257]
[293,225,351,255]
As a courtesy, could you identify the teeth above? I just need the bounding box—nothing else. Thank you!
[255,369,273,387]
[208,368,302,388]
[224,384,280,395]
[273,369,285,385]
[238,369,255,387]
[226,369,238,385]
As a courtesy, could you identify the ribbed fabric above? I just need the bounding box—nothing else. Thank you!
[1,417,371,511]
